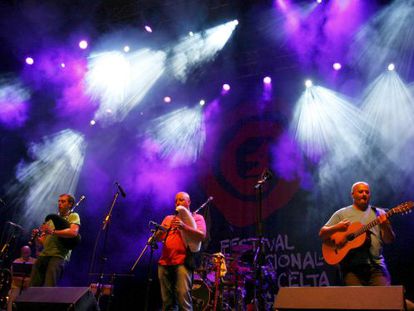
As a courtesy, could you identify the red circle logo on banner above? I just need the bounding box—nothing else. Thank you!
[201,105,301,227]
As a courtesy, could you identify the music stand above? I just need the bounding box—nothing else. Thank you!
[11,262,33,294]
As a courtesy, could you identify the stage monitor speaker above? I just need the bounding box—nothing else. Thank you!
[14,287,98,311]
[274,286,404,310]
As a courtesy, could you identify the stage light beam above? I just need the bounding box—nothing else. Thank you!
[86,48,166,124]
[291,86,368,162]
[7,129,86,228]
[171,20,238,82]
[361,70,414,157]
[147,106,206,166]
[351,1,414,78]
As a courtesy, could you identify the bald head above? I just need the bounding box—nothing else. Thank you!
[351,181,369,194]
[175,192,191,210]
[351,182,371,210]
[21,245,31,260]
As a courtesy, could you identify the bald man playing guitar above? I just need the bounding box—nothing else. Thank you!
[319,182,396,286]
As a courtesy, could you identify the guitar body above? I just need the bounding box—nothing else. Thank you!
[322,222,367,265]
[322,201,413,265]
[44,214,81,250]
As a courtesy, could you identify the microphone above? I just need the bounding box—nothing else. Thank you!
[254,168,273,189]
[7,221,24,231]
[115,182,126,198]
[149,221,167,232]
[201,196,213,209]
[195,196,214,213]
[74,195,86,208]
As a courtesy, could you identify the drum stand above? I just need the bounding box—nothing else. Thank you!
[212,256,222,311]
[232,268,241,311]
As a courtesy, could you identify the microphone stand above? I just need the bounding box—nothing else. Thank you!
[0,224,20,266]
[130,226,161,311]
[94,190,121,309]
[252,170,271,311]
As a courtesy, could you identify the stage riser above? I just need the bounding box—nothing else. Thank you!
[274,286,405,310]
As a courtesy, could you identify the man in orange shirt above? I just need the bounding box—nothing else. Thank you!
[157,192,206,310]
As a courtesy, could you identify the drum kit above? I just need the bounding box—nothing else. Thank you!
[191,244,275,311]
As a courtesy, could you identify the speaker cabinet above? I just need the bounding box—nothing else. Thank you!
[14,287,98,311]
[274,286,404,310]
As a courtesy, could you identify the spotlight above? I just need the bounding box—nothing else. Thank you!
[222,84,231,91]
[263,76,272,84]
[316,0,323,3]
[123,46,130,53]
[305,80,313,88]
[90,120,96,126]
[145,25,153,33]
[262,76,272,101]
[60,63,66,68]
[164,96,172,103]
[387,63,395,71]
[199,99,206,106]
[189,31,194,37]
[25,57,34,65]
[79,40,88,49]
[333,62,342,71]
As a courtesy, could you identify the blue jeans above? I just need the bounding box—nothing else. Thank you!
[158,264,193,311]
[30,256,65,287]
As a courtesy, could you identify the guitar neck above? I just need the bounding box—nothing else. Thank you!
[351,209,395,239]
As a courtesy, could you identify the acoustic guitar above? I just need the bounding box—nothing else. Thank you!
[322,201,413,265]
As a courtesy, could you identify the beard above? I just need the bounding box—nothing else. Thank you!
[355,198,369,209]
